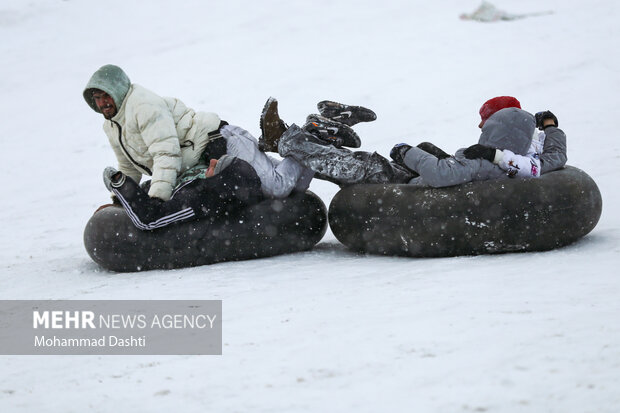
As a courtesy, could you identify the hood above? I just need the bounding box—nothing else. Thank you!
[83,64,131,113]
[478,107,535,155]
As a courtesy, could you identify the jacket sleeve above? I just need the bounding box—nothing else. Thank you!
[402,147,479,188]
[134,102,182,200]
[540,126,567,174]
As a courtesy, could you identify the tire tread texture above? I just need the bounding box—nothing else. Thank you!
[328,166,602,257]
[84,191,328,272]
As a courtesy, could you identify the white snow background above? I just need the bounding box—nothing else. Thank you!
[1,0,619,412]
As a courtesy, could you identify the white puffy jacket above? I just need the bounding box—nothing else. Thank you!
[103,84,221,200]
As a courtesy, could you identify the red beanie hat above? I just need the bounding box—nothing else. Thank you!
[479,96,521,124]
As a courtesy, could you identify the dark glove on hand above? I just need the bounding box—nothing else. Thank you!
[390,143,413,165]
[416,142,451,159]
[463,144,496,162]
[535,110,558,130]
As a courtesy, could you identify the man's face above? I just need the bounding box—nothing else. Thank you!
[92,90,117,119]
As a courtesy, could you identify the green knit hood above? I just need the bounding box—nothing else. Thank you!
[83,64,131,113]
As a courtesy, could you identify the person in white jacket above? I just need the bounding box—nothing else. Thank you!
[84,64,223,201]
[85,64,314,209]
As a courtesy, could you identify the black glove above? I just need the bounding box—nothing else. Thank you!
[535,110,558,130]
[463,144,496,162]
[390,143,412,165]
[416,142,451,159]
[140,180,152,193]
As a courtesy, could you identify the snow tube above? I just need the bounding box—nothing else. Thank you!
[328,166,602,257]
[84,191,327,272]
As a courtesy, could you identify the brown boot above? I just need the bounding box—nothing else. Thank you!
[258,97,288,152]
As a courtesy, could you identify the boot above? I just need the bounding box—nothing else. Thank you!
[317,100,377,126]
[258,97,288,152]
[303,114,361,148]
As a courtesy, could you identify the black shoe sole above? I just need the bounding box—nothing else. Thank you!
[317,100,377,126]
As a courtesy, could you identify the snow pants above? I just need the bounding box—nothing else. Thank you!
[111,158,263,230]
[278,124,415,186]
[221,125,315,198]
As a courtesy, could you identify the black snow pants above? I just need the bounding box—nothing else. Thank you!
[111,158,263,230]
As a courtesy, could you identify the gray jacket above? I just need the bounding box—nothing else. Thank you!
[539,126,567,174]
[403,108,536,187]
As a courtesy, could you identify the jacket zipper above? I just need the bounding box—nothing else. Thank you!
[112,120,152,175]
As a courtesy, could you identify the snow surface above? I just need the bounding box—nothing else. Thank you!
[1,0,619,412]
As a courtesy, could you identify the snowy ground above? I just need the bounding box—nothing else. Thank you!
[1,0,619,412]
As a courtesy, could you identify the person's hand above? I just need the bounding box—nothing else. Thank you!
[535,110,558,130]
[205,158,219,178]
[390,143,413,164]
[463,144,496,162]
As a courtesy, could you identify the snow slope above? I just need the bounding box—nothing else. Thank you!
[1,0,619,412]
